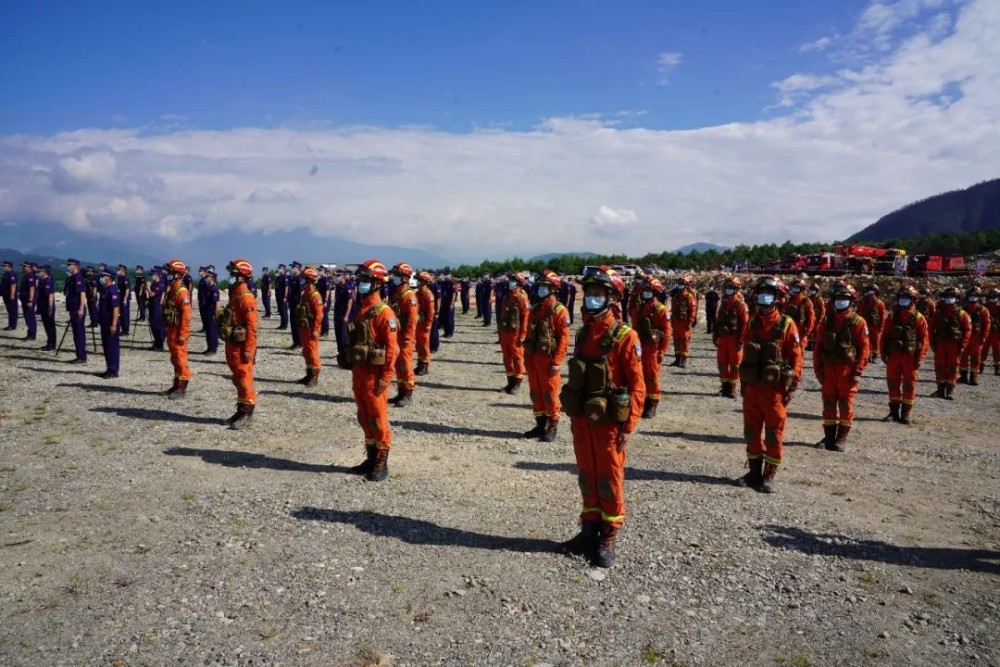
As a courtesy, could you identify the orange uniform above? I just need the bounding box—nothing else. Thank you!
[930,304,972,391]
[916,296,936,322]
[959,301,991,382]
[986,299,1000,374]
[524,295,570,421]
[568,310,644,527]
[809,292,826,326]
[857,295,886,359]
[784,293,816,350]
[880,308,929,416]
[631,298,669,405]
[740,310,802,467]
[165,278,192,381]
[670,287,697,362]
[813,311,870,438]
[351,295,399,452]
[299,283,324,375]
[499,287,530,380]
[415,284,435,367]
[224,282,258,405]
[713,294,749,395]
[390,284,419,392]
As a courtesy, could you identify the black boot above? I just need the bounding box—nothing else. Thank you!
[969,371,979,386]
[932,383,945,399]
[669,355,681,367]
[223,404,242,426]
[640,397,652,418]
[758,462,779,494]
[165,378,180,397]
[523,416,546,439]
[944,384,954,400]
[541,418,559,443]
[559,520,600,556]
[230,404,254,430]
[958,370,968,384]
[883,402,900,422]
[735,458,763,489]
[414,362,429,376]
[898,403,912,426]
[503,377,522,395]
[305,370,319,387]
[831,424,850,452]
[296,370,311,385]
[994,364,999,377]
[645,400,658,418]
[594,523,621,568]
[394,389,413,408]
[679,356,688,369]
[821,425,837,450]
[366,449,389,482]
[168,379,188,400]
[349,445,377,475]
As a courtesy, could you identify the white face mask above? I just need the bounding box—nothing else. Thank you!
[834,299,851,311]
[968,296,979,302]
[357,281,373,295]
[409,277,419,288]
[724,288,735,296]
[537,286,550,298]
[584,296,607,312]
[757,293,776,307]
[642,291,653,300]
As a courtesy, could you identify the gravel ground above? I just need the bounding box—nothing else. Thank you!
[1,297,998,667]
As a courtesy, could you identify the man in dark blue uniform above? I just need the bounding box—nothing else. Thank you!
[196,266,209,333]
[429,275,442,352]
[260,267,272,318]
[494,273,509,336]
[202,269,220,354]
[36,264,57,350]
[557,277,578,325]
[274,264,289,330]
[182,266,194,292]
[134,265,148,322]
[287,261,303,350]
[704,283,720,334]
[477,273,493,326]
[333,270,355,352]
[148,266,166,351]
[439,274,457,337]
[97,269,121,378]
[64,259,88,363]
[19,261,38,341]
[1,259,17,331]
[85,266,99,328]
[116,265,132,336]
[317,266,332,336]
[460,277,471,315]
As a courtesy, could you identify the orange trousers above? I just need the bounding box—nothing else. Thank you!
[641,347,664,402]
[742,384,786,466]
[526,353,561,419]
[934,342,961,386]
[987,333,1000,368]
[868,327,882,357]
[396,337,415,390]
[571,418,626,526]
[225,344,256,405]
[500,331,525,378]
[716,336,742,383]
[353,366,392,450]
[820,364,858,428]
[301,328,320,371]
[416,323,432,364]
[166,325,190,381]
[671,321,692,357]
[959,334,986,373]
[885,353,918,405]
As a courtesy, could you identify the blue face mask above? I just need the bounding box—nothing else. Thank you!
[391,276,402,286]
[791,287,802,294]
[642,291,653,300]
[724,288,735,297]
[897,298,912,308]
[834,299,851,311]
[584,296,607,312]
[509,280,518,290]
[537,286,550,298]
[943,297,957,305]
[357,281,373,295]
[968,296,979,302]
[757,293,775,307]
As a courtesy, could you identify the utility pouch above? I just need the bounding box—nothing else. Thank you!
[559,386,584,417]
[566,358,587,391]
[583,396,608,424]
[368,346,387,366]
[608,388,631,423]
[231,325,247,343]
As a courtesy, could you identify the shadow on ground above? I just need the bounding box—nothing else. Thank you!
[91,406,222,425]
[393,419,522,439]
[514,460,734,486]
[164,446,353,474]
[57,382,163,396]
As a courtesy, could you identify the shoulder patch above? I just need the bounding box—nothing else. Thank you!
[182,296,190,305]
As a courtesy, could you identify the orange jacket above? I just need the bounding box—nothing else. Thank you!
[671,288,697,326]
[228,282,258,353]
[166,278,191,339]
[634,298,670,354]
[713,295,749,345]
[963,302,992,339]
[929,304,972,350]
[988,301,1000,337]
[302,284,324,334]
[813,310,870,376]
[809,293,826,324]
[784,293,816,340]
[743,309,803,387]
[501,287,530,340]
[528,295,570,365]
[575,309,645,433]
[390,285,419,345]
[355,294,399,384]
[416,285,435,326]
[880,307,929,363]
[858,296,887,332]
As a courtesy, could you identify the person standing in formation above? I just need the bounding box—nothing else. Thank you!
[459,276,471,315]
[202,269,220,355]
[414,271,436,376]
[85,266,99,328]
[499,272,530,394]
[318,266,332,337]
[97,269,121,379]
[713,276,749,399]
[116,265,131,336]
[388,263,419,408]
[64,259,88,364]
[196,266,209,333]
[343,260,399,482]
[806,282,826,351]
[274,264,290,330]
[558,276,578,325]
[287,262,304,350]
[221,259,259,430]
[881,286,929,425]
[929,286,972,400]
[260,267,272,319]
[429,274,442,353]
[986,288,1000,376]
[522,270,570,441]
[148,267,167,351]
[1,259,17,331]
[163,259,192,399]
[18,261,38,342]
[558,266,644,568]
[736,276,802,492]
[631,277,669,418]
[296,267,325,387]
[134,265,148,322]
[704,283,719,334]
[36,264,57,351]
[784,279,816,351]
[959,286,991,386]
[857,284,886,364]
[669,275,697,368]
[478,274,494,327]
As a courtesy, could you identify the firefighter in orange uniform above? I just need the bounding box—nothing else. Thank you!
[499,272,530,394]
[959,286,991,386]
[221,259,258,429]
[929,286,972,399]
[163,259,192,398]
[986,288,1000,376]
[342,260,399,482]
[812,282,870,451]
[735,277,802,493]
[414,271,435,376]
[668,275,697,368]
[388,262,419,407]
[916,287,936,321]
[296,267,325,387]
[559,266,644,568]
[784,279,816,351]
[880,286,929,425]
[807,283,826,350]
[857,284,886,364]
[522,269,570,441]
[713,276,749,399]
[630,277,669,417]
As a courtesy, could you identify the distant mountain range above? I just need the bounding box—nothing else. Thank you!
[529,251,599,261]
[674,242,730,254]
[849,178,1000,242]
[0,248,103,273]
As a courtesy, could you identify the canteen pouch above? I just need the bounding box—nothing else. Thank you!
[230,325,247,343]
[583,395,609,424]
[216,307,234,340]
[350,344,370,366]
[367,346,387,366]
[608,388,631,423]
[164,304,180,327]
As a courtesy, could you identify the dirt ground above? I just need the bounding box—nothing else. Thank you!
[1,297,998,667]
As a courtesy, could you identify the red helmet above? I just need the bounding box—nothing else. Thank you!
[831,281,858,300]
[226,259,253,278]
[165,259,186,276]
[508,272,527,287]
[302,266,319,281]
[582,265,625,299]
[646,278,664,292]
[416,270,433,284]
[896,285,918,302]
[356,259,388,283]
[537,269,562,290]
[392,262,414,279]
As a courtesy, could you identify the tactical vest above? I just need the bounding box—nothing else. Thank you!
[338,303,388,368]
[916,299,933,319]
[715,301,741,337]
[965,305,985,335]
[784,299,807,331]
[638,304,666,344]
[559,321,632,424]
[524,302,561,354]
[820,313,860,365]
[296,288,318,329]
[672,291,690,321]
[991,307,1000,335]
[932,310,963,343]
[164,285,183,326]
[739,316,792,388]
[501,293,524,331]
[885,311,918,355]
[391,288,415,332]
[860,300,883,329]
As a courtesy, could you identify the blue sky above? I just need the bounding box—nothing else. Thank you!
[2,0,866,134]
[1,0,997,264]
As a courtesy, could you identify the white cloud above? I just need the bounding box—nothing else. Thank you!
[0,0,997,262]
[656,51,683,85]
[800,36,834,53]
